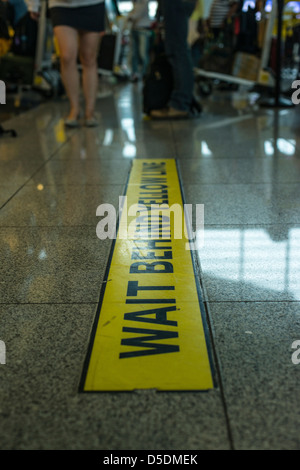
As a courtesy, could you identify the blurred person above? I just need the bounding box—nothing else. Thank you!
[0,0,38,56]
[209,0,239,39]
[150,0,197,120]
[27,0,105,127]
[188,0,209,66]
[2,0,28,27]
[127,0,152,82]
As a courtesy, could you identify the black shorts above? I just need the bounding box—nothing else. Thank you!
[50,2,105,33]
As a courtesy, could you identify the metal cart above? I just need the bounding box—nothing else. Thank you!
[194,0,277,95]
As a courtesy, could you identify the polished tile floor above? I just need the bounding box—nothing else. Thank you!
[0,79,300,450]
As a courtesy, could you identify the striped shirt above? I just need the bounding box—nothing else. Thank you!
[209,0,238,28]
[26,0,104,13]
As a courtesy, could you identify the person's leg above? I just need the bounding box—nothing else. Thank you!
[53,26,80,120]
[78,30,101,120]
[131,29,140,79]
[140,30,151,77]
[162,0,196,112]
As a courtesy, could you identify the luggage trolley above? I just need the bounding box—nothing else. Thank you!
[0,0,61,123]
[194,0,277,96]
[32,0,61,97]
[97,0,129,80]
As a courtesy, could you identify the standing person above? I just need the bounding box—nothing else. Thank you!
[27,0,106,127]
[150,0,197,120]
[127,0,152,83]
[209,0,239,39]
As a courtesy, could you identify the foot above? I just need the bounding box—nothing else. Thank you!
[150,107,189,120]
[85,113,99,128]
[64,109,80,128]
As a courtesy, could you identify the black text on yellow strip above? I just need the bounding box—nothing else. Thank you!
[80,159,214,392]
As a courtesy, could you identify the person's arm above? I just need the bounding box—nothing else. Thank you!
[26,0,40,19]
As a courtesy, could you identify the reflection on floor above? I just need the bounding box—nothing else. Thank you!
[0,87,45,124]
[0,79,300,450]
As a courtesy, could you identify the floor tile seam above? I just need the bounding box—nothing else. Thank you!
[0,225,108,229]
[0,302,100,306]
[20,182,300,189]
[1,223,294,234]
[0,134,76,211]
[181,245,235,448]
[169,123,181,160]
[50,135,176,140]
[203,299,300,303]
[174,143,299,149]
[176,156,300,161]
[179,163,300,167]
[23,183,128,187]
[177,156,300,161]
[200,296,236,450]
[175,154,299,158]
[201,223,300,227]
[48,156,178,161]
[182,182,300,186]
[49,157,135,161]
[183,181,300,186]
[9,300,298,306]
[203,222,300,225]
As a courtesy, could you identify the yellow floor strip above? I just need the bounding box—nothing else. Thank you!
[81,159,214,391]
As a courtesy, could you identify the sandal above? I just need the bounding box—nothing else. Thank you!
[64,115,81,128]
[85,115,99,128]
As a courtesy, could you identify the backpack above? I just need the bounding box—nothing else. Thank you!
[143,53,173,115]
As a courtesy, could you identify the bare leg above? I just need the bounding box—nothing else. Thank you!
[78,31,101,120]
[53,26,80,120]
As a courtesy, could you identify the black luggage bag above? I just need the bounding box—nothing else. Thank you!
[143,52,202,117]
[143,52,173,115]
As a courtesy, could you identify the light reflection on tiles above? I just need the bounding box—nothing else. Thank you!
[197,227,300,300]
